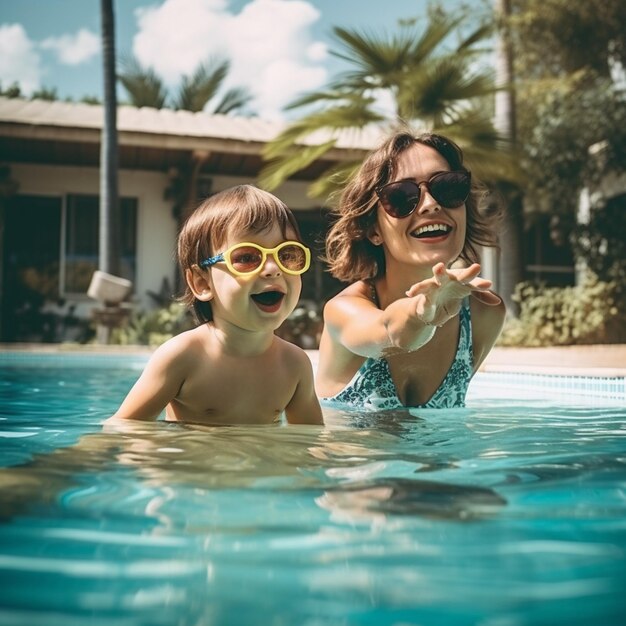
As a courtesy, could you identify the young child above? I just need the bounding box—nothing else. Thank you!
[108,184,323,426]
[315,130,506,410]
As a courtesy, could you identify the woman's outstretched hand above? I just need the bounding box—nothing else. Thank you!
[405,263,501,327]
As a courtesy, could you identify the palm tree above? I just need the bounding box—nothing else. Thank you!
[119,55,253,234]
[118,56,252,114]
[99,0,120,277]
[493,0,523,315]
[259,11,520,200]
[94,0,121,344]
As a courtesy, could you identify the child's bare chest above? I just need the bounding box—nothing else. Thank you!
[172,355,296,425]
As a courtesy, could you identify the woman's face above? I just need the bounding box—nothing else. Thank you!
[371,142,467,275]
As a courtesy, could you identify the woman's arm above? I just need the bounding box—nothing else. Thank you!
[470,293,506,372]
[324,264,498,359]
[324,288,437,358]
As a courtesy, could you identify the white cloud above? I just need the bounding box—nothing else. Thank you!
[40,28,100,65]
[0,23,41,94]
[132,0,328,119]
[307,41,327,63]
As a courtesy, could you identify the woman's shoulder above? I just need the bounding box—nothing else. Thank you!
[325,280,375,308]
[322,281,378,328]
[469,291,506,322]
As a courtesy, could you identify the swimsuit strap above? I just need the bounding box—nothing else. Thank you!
[367,280,380,308]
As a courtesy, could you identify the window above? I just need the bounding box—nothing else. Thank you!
[524,213,575,287]
[64,195,137,294]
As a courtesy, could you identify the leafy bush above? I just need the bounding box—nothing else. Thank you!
[275,300,322,349]
[110,302,195,347]
[572,193,626,292]
[498,273,625,346]
[109,300,323,349]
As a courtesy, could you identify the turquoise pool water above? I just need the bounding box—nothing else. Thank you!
[0,352,625,626]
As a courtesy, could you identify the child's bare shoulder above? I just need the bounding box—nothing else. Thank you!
[149,325,208,367]
[274,336,314,371]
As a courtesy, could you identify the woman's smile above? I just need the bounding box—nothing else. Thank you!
[410,220,454,242]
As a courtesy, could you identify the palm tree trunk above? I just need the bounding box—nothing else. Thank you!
[95,0,122,344]
[494,0,524,316]
[99,0,120,277]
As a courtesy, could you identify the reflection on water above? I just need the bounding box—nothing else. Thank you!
[0,363,625,626]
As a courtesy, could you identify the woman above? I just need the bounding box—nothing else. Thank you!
[316,130,505,410]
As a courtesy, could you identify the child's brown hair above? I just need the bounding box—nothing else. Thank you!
[177,184,302,323]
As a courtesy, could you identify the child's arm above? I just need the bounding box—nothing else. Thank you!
[105,339,187,423]
[284,349,324,425]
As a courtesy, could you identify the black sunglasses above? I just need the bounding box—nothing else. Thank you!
[376,169,471,218]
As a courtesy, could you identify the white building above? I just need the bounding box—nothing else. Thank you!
[0,96,378,342]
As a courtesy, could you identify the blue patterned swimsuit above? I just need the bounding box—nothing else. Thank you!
[321,298,474,411]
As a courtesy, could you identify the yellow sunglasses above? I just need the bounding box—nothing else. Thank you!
[199,241,311,276]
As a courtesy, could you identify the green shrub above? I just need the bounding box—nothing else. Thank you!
[275,301,322,349]
[110,302,195,347]
[498,273,625,346]
[109,300,323,349]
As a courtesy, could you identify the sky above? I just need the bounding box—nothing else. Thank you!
[0,0,471,121]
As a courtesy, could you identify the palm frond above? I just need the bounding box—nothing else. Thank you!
[117,55,167,108]
[331,26,414,76]
[433,111,523,183]
[258,140,338,191]
[213,87,253,115]
[263,102,383,159]
[307,160,364,204]
[261,10,508,197]
[409,13,466,65]
[329,26,431,92]
[399,56,495,122]
[174,58,229,112]
[455,21,494,53]
[285,89,357,111]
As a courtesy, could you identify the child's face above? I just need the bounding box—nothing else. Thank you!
[203,223,304,332]
[372,143,467,273]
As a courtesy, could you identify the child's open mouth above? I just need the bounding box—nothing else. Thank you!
[251,290,285,313]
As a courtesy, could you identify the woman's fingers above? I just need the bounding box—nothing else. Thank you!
[405,276,439,298]
[405,264,491,299]
[467,277,493,290]
[449,263,481,285]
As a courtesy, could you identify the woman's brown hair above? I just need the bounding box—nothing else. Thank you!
[177,184,302,323]
[324,130,500,283]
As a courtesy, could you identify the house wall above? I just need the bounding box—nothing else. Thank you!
[10,162,176,315]
[7,163,320,319]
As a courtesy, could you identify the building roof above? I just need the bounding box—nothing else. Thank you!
[0,97,383,179]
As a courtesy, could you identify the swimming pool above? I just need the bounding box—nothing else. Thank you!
[0,352,625,626]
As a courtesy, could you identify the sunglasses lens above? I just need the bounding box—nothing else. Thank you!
[278,244,307,272]
[379,171,471,217]
[380,181,421,218]
[430,171,471,208]
[229,246,263,273]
